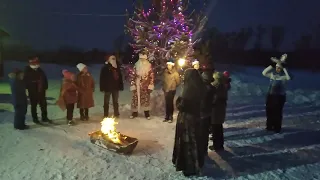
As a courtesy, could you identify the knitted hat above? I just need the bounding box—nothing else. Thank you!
[76,63,86,72]
[62,69,74,80]
[213,71,222,81]
[166,58,175,65]
[192,59,199,66]
[223,71,230,78]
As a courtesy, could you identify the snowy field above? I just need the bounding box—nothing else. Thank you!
[1,61,320,180]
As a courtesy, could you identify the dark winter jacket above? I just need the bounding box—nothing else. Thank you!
[99,63,124,92]
[200,71,214,118]
[8,72,28,109]
[211,72,229,124]
[176,68,206,116]
[23,66,48,93]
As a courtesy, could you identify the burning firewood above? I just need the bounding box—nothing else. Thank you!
[88,117,138,154]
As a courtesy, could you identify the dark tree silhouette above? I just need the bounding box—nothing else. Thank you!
[254,25,266,50]
[206,27,229,51]
[270,26,285,51]
[0,29,10,78]
[228,28,253,50]
[193,40,211,67]
[294,34,312,50]
[113,34,125,63]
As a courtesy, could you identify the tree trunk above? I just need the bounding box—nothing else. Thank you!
[0,41,3,79]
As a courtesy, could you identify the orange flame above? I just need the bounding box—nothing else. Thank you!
[100,117,121,144]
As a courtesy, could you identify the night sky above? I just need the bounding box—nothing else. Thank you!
[1,0,319,51]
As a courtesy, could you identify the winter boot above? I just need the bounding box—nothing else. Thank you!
[68,120,75,126]
[130,112,138,119]
[33,118,40,124]
[42,117,53,123]
[168,116,173,123]
[163,115,169,122]
[144,111,150,120]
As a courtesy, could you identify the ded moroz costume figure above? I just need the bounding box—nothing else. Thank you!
[129,51,155,120]
[262,54,291,133]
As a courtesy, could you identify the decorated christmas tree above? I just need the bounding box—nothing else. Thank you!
[125,0,207,69]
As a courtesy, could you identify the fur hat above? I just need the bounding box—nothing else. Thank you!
[76,63,86,72]
[192,59,199,66]
[166,58,175,65]
[62,69,74,80]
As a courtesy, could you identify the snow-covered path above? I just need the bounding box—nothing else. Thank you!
[1,61,320,180]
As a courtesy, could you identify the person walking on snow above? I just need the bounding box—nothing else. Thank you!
[100,54,124,118]
[56,70,79,125]
[129,50,155,120]
[23,56,51,123]
[262,54,291,133]
[162,58,181,123]
[8,69,29,130]
[76,63,95,121]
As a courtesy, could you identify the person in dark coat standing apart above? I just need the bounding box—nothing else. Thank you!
[209,72,230,151]
[172,68,206,177]
[100,54,124,118]
[24,56,51,123]
[8,69,29,130]
[162,58,181,123]
[262,54,291,133]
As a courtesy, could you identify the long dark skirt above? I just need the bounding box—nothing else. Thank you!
[172,112,201,175]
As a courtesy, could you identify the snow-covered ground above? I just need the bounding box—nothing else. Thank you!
[1,61,320,180]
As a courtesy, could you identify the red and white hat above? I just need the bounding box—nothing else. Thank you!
[29,57,39,65]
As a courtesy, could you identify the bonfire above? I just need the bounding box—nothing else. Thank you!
[88,117,138,154]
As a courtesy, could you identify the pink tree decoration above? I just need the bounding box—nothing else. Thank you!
[125,0,207,68]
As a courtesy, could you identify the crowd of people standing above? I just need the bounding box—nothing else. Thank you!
[7,52,291,177]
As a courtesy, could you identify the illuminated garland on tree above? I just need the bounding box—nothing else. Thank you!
[125,0,207,68]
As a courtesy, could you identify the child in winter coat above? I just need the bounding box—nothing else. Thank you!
[262,54,291,133]
[199,69,214,162]
[76,63,95,121]
[56,70,78,125]
[8,69,29,130]
[223,71,232,90]
[209,71,229,151]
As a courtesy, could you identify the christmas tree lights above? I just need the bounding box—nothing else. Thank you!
[125,0,207,68]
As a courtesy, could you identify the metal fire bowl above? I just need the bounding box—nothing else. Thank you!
[88,131,139,155]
